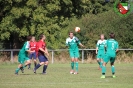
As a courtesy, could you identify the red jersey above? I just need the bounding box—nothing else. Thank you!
[36,40,46,56]
[30,41,37,51]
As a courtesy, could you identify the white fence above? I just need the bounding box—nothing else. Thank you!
[0,49,133,63]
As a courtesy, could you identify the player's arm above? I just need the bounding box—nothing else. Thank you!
[79,43,85,48]
[38,44,49,56]
[44,47,49,56]
[96,47,98,54]
[65,38,69,48]
[75,37,85,48]
[25,42,32,53]
[96,40,99,54]
[116,42,119,52]
[39,48,48,55]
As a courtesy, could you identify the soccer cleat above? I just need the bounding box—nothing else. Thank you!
[70,70,74,74]
[100,75,105,79]
[33,69,36,74]
[20,67,24,73]
[42,72,47,75]
[15,71,18,75]
[74,72,78,75]
[112,75,116,78]
[28,67,31,69]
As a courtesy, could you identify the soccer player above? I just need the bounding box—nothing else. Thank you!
[96,34,106,70]
[66,32,84,74]
[15,36,32,75]
[33,34,49,74]
[101,33,119,78]
[28,36,37,69]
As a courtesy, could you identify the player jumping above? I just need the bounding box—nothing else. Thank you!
[96,34,106,70]
[101,33,119,78]
[15,36,32,75]
[28,36,37,69]
[33,34,49,74]
[66,32,84,74]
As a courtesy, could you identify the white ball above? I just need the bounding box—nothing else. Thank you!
[75,27,80,32]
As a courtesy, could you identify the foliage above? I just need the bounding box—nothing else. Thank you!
[0,0,133,49]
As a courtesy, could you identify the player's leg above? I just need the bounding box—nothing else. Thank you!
[99,53,105,70]
[74,51,79,74]
[110,57,116,78]
[28,53,33,69]
[15,55,25,74]
[101,54,109,78]
[23,59,31,69]
[42,56,48,74]
[69,51,75,74]
[74,58,79,74]
[19,57,31,73]
[97,53,101,70]
[15,64,23,75]
[33,52,37,68]
[34,55,44,73]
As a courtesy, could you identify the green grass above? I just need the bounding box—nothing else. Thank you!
[0,63,133,88]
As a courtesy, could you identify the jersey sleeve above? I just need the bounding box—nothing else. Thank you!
[25,42,30,51]
[96,40,100,47]
[38,42,42,48]
[116,41,119,49]
[75,37,81,44]
[66,38,69,46]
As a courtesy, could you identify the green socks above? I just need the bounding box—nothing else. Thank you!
[71,62,74,70]
[75,62,79,72]
[15,68,20,73]
[71,62,78,72]
[23,65,27,69]
[100,62,103,68]
[111,66,115,75]
[97,61,100,65]
[102,66,106,75]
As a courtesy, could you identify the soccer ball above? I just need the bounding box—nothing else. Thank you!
[75,27,80,32]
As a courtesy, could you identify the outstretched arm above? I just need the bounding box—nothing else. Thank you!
[79,43,85,48]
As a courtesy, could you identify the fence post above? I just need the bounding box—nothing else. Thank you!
[82,49,84,63]
[52,50,54,64]
[11,50,14,63]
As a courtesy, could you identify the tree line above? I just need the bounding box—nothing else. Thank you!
[0,0,133,49]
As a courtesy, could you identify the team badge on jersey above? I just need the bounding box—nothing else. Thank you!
[114,0,133,17]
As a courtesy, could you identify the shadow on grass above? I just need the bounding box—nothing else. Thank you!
[106,76,117,78]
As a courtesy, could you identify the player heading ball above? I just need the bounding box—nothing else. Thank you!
[66,32,84,74]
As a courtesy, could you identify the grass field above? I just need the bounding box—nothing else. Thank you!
[0,63,133,88]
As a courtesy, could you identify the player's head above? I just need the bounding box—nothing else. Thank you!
[100,34,104,40]
[39,34,46,40]
[31,36,35,42]
[69,32,74,39]
[27,36,32,41]
[109,33,115,38]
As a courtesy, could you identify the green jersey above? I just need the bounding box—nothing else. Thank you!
[66,36,81,51]
[19,41,30,56]
[96,40,106,59]
[106,39,119,56]
[96,40,106,51]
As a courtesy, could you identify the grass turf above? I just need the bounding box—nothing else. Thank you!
[0,63,133,88]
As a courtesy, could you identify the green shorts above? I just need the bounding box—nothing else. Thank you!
[103,54,116,63]
[69,50,80,58]
[97,53,105,59]
[18,54,30,64]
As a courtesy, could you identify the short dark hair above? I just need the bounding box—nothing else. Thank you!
[69,31,74,35]
[110,33,115,38]
[39,34,44,39]
[27,36,32,41]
